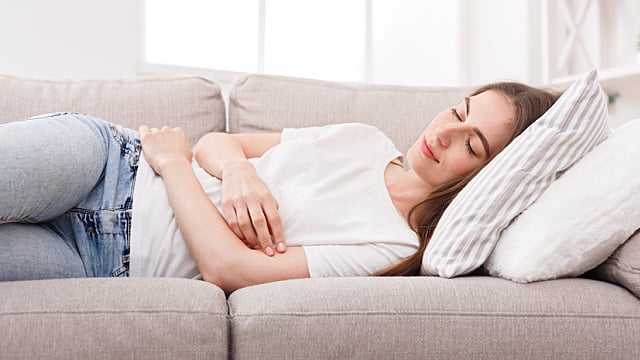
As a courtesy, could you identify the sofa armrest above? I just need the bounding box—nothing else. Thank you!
[1,278,228,360]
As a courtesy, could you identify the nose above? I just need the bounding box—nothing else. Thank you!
[436,123,471,147]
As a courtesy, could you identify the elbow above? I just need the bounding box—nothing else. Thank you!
[200,258,244,295]
[201,269,224,290]
[200,262,229,293]
[193,132,226,160]
[202,274,243,296]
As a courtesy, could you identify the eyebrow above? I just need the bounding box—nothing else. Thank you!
[464,96,470,118]
[464,97,491,158]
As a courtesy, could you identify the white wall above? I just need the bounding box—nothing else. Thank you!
[0,0,140,77]
[467,0,534,85]
[1,0,536,86]
[371,0,463,86]
[0,0,638,128]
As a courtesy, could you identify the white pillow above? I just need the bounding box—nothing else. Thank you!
[421,69,609,277]
[484,119,640,282]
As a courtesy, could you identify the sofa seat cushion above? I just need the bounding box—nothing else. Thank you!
[0,278,228,360]
[228,277,640,359]
[0,74,226,146]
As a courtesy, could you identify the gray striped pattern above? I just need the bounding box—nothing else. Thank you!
[421,69,609,277]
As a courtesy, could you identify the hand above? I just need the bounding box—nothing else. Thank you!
[220,160,286,256]
[139,125,193,176]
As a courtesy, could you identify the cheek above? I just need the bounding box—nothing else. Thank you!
[426,115,447,131]
[405,144,421,169]
[446,153,480,178]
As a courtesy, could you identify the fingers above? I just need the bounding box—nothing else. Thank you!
[139,125,184,135]
[138,125,192,176]
[138,126,189,148]
[222,203,245,242]
[236,206,261,250]
[263,201,286,253]
[235,202,274,256]
[218,162,284,256]
[222,198,285,257]
[247,203,278,256]
[222,200,261,250]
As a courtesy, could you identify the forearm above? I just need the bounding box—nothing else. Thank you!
[139,126,307,293]
[193,132,248,179]
[158,159,248,285]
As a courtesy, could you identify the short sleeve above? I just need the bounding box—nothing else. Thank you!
[281,123,388,145]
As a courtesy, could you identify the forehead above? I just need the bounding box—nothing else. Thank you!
[467,90,514,154]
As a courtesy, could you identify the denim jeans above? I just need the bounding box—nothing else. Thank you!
[0,113,140,280]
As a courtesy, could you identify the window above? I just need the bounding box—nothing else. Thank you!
[541,0,640,82]
[145,0,260,73]
[143,0,462,86]
[144,1,639,87]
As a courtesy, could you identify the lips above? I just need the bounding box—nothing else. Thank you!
[421,136,439,163]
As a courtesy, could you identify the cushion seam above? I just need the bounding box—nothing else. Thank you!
[0,310,226,316]
[229,312,640,320]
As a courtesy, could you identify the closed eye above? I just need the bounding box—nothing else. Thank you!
[453,108,477,156]
[465,136,477,156]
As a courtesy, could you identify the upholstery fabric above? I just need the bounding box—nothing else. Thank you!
[486,119,640,283]
[589,228,640,298]
[0,278,228,359]
[2,72,639,360]
[229,276,640,359]
[422,69,609,278]
[228,73,470,155]
[0,74,226,146]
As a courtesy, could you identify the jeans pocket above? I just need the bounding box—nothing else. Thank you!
[61,209,132,277]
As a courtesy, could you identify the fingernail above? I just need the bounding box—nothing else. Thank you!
[276,243,286,252]
[265,246,275,256]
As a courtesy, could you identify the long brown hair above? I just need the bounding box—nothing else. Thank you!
[377,82,561,276]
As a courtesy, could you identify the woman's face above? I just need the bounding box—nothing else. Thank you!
[407,90,515,188]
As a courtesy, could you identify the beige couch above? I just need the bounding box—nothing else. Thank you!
[1,73,639,360]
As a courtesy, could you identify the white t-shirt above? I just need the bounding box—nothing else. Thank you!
[130,123,419,279]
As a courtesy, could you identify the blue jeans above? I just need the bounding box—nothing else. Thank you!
[0,113,140,280]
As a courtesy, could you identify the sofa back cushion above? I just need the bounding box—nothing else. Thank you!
[587,228,640,298]
[228,74,469,155]
[0,74,226,146]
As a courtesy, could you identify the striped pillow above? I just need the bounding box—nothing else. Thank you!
[421,69,609,277]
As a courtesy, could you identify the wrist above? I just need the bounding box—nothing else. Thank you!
[157,157,192,176]
[220,159,254,178]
